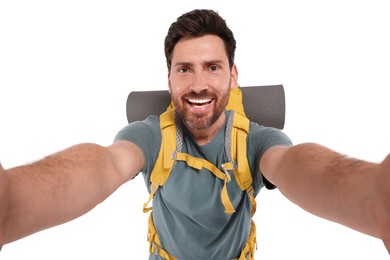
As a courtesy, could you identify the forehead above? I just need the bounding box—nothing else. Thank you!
[171,35,228,65]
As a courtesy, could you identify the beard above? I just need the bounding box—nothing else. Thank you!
[171,84,231,130]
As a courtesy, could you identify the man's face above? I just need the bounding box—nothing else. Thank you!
[168,35,237,130]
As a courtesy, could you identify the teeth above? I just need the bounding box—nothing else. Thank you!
[188,98,212,104]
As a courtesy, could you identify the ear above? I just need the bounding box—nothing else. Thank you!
[230,64,238,90]
[167,70,172,93]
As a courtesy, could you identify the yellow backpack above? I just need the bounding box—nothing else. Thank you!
[143,86,257,260]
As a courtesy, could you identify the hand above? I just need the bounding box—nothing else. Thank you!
[0,163,10,249]
[375,154,390,253]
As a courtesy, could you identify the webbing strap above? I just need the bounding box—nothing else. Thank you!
[221,180,236,214]
[235,220,257,260]
[143,192,155,213]
[174,152,228,179]
[174,151,236,214]
[151,242,176,260]
[246,186,257,217]
[147,213,257,260]
[147,214,177,260]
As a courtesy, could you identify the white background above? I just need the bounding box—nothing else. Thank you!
[1,0,389,259]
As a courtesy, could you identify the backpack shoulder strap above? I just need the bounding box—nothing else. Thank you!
[226,85,246,117]
[231,112,252,189]
[230,112,256,216]
[224,85,257,215]
[219,110,256,216]
[223,86,252,191]
[143,108,176,213]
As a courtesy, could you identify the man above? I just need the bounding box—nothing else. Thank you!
[0,9,389,259]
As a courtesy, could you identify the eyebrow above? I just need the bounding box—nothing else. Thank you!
[173,60,226,68]
[174,62,193,68]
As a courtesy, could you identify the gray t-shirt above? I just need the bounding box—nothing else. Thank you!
[115,111,293,259]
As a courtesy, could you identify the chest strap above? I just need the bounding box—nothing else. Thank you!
[173,151,236,214]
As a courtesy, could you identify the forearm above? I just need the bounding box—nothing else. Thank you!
[274,143,380,238]
[3,143,124,244]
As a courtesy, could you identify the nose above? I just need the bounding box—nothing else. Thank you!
[189,72,208,93]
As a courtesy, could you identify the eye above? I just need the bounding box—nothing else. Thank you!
[209,65,220,72]
[178,67,189,73]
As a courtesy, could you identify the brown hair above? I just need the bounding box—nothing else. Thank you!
[164,9,236,70]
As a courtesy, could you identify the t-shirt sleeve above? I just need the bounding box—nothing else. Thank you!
[113,115,161,183]
[248,122,293,193]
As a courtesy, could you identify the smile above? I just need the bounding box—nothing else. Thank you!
[187,98,213,107]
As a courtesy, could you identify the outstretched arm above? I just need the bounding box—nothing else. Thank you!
[376,153,390,252]
[260,143,389,251]
[0,140,143,246]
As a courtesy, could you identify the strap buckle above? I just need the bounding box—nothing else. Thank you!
[152,242,159,255]
[221,164,231,182]
[150,182,158,193]
[171,150,177,160]
[246,186,254,197]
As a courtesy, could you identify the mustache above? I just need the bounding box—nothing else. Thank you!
[183,90,216,99]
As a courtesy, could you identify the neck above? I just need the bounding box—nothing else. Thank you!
[185,111,226,146]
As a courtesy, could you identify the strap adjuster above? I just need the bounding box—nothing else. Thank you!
[150,182,159,193]
[152,242,158,255]
[246,186,254,197]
